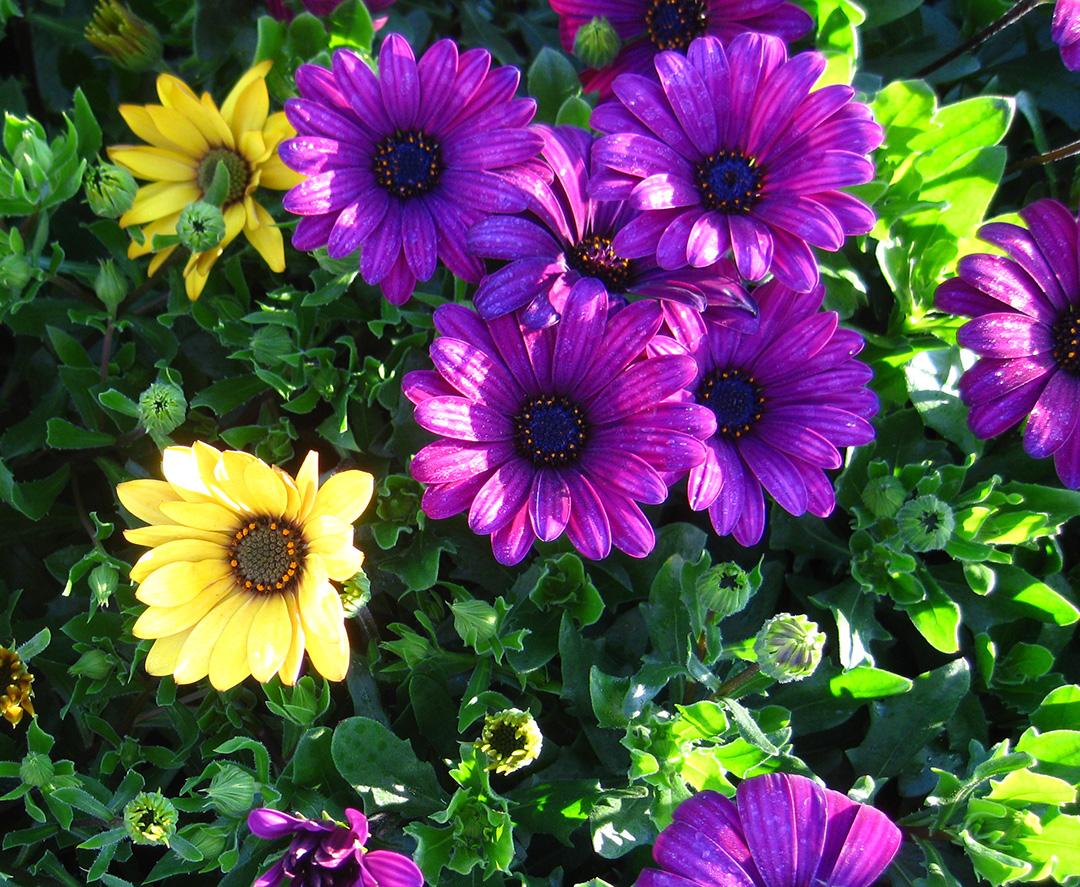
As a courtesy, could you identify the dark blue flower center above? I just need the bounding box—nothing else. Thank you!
[514,395,588,466]
[1053,304,1080,376]
[645,0,709,51]
[566,234,633,292]
[697,369,764,437]
[695,151,763,213]
[373,129,442,199]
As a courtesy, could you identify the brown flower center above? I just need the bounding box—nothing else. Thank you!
[197,148,250,205]
[229,518,305,593]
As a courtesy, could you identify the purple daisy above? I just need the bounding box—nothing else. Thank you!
[402,279,715,565]
[637,773,902,887]
[247,807,422,887]
[1053,0,1080,70]
[666,279,877,546]
[550,0,812,99]
[468,124,756,331]
[589,33,883,293]
[935,199,1080,489]
[279,36,546,305]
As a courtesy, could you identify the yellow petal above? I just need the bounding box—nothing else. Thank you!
[162,445,212,498]
[124,524,230,547]
[258,152,304,190]
[295,451,319,521]
[212,450,260,513]
[119,104,186,153]
[159,500,240,531]
[184,263,211,301]
[313,542,364,582]
[262,111,294,147]
[132,575,237,638]
[135,559,232,606]
[239,129,268,166]
[244,200,284,273]
[173,590,247,684]
[278,591,306,685]
[128,213,182,259]
[108,146,198,183]
[297,557,349,681]
[208,593,259,690]
[247,593,292,682]
[221,61,272,128]
[121,182,199,228]
[308,470,375,526]
[129,539,226,583]
[145,104,210,159]
[158,74,233,149]
[145,629,192,676]
[117,479,184,525]
[147,244,179,275]
[244,458,288,516]
[279,470,304,522]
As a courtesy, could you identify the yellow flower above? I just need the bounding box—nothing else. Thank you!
[117,443,374,690]
[1,646,35,727]
[107,62,303,301]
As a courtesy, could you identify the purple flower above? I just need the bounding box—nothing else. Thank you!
[1053,0,1080,70]
[550,0,812,99]
[279,36,546,305]
[935,199,1080,489]
[247,807,423,887]
[636,773,902,887]
[667,280,877,546]
[267,0,395,22]
[402,280,715,565]
[590,33,883,293]
[468,124,756,331]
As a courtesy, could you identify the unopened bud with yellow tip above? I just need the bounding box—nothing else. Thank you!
[123,791,177,845]
[574,16,621,68]
[85,0,162,72]
[477,708,543,776]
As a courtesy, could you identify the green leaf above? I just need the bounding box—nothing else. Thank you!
[49,787,112,821]
[190,375,268,416]
[1016,729,1080,782]
[97,389,140,418]
[15,628,49,661]
[45,418,115,450]
[555,95,592,129]
[1008,813,1080,882]
[1032,685,1080,732]
[987,768,1076,805]
[990,565,1080,626]
[902,579,961,654]
[528,47,580,123]
[829,667,913,699]
[71,87,102,161]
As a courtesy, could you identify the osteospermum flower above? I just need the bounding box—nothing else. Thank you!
[550,0,812,98]
[637,773,902,887]
[403,279,714,565]
[590,34,883,292]
[1,645,35,727]
[935,199,1080,489]
[1053,0,1080,70]
[479,708,543,775]
[108,62,302,300]
[668,280,877,546]
[248,807,422,887]
[279,36,546,305]
[468,124,754,331]
[117,443,373,690]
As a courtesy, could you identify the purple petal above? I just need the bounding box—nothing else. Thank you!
[654,50,718,155]
[958,355,1056,406]
[359,202,402,284]
[490,501,535,565]
[382,252,416,305]
[652,820,758,887]
[732,474,767,547]
[529,469,571,542]
[687,440,723,511]
[553,278,608,389]
[611,73,698,159]
[968,375,1049,439]
[1053,422,1080,489]
[402,369,455,405]
[278,136,368,176]
[737,434,807,516]
[417,39,460,127]
[415,397,513,442]
[379,34,420,129]
[593,132,690,180]
[610,208,681,260]
[446,129,544,169]
[253,859,286,887]
[247,808,307,840]
[581,448,668,505]
[594,427,707,472]
[687,212,729,267]
[631,173,701,211]
[978,222,1067,312]
[327,193,387,258]
[604,493,655,558]
[1019,199,1078,305]
[769,226,819,292]
[362,850,424,887]
[468,459,533,534]
[291,212,337,251]
[331,49,394,136]
[1024,370,1079,458]
[474,258,561,320]
[957,254,1058,323]
[729,214,774,281]
[442,169,530,212]
[402,201,438,280]
[956,314,1054,358]
[411,440,514,485]
[434,303,497,351]
[283,170,367,216]
[578,300,664,401]
[588,355,698,424]
[754,197,843,251]
[655,209,702,271]
[467,216,559,260]
[816,789,901,887]
[431,337,523,413]
[563,471,612,560]
[421,475,487,519]
[737,774,828,887]
[283,97,370,145]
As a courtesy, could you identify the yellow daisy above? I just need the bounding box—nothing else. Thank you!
[117,443,373,691]
[107,62,303,301]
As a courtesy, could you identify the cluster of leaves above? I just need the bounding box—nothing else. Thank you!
[0,0,1078,885]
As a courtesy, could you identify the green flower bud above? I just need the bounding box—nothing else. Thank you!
[896,494,954,552]
[85,0,162,72]
[340,569,371,619]
[89,563,118,607]
[84,161,137,219]
[0,253,33,291]
[207,763,256,819]
[123,791,177,845]
[138,382,187,437]
[529,552,603,627]
[94,259,128,315]
[69,649,114,681]
[861,475,906,519]
[478,708,543,775]
[574,16,621,68]
[375,474,423,525]
[176,201,225,252]
[697,562,752,619]
[754,613,826,684]
[19,751,54,788]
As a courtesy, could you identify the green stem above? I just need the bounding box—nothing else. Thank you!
[1010,136,1080,171]
[915,0,1041,78]
[714,663,762,699]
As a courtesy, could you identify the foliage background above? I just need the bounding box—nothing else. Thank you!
[1,0,1079,884]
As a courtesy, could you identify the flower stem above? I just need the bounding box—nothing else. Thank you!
[916,0,1041,78]
[1010,136,1080,171]
[715,663,762,699]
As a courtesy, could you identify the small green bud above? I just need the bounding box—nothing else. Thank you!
[340,569,371,618]
[207,763,256,819]
[754,613,826,684]
[89,563,118,607]
[698,562,752,618]
[12,133,53,182]
[529,552,603,626]
[375,474,423,524]
[123,791,177,845]
[19,751,54,788]
[85,0,162,72]
[69,649,114,681]
[861,475,906,519]
[478,708,543,775]
[896,494,954,552]
[138,382,187,437]
[84,161,138,219]
[94,259,128,315]
[176,201,225,252]
[0,253,33,291]
[574,16,621,68]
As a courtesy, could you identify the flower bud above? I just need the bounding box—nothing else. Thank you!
[69,649,114,681]
[861,475,906,519]
[697,562,752,619]
[574,16,621,68]
[19,751,54,788]
[896,494,954,552]
[85,0,163,72]
[207,763,256,819]
[123,791,177,845]
[340,569,371,619]
[84,161,137,219]
[754,613,825,684]
[176,201,225,252]
[0,253,33,291]
[375,474,423,525]
[94,259,128,315]
[478,708,543,775]
[138,382,187,437]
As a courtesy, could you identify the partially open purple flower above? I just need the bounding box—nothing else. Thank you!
[550,0,812,98]
[280,36,546,305]
[1053,0,1080,70]
[637,773,902,887]
[667,280,877,546]
[403,279,715,564]
[248,807,423,887]
[590,33,883,292]
[468,124,755,330]
[935,199,1080,489]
